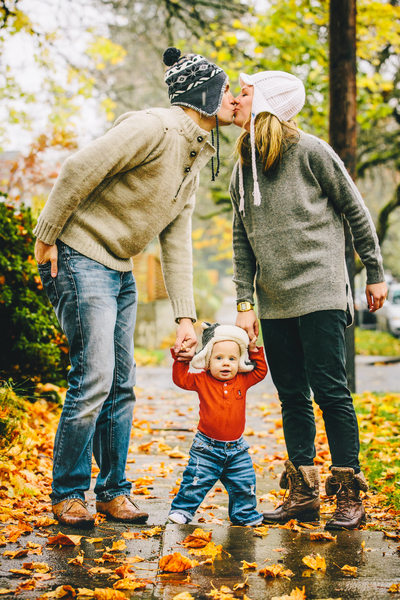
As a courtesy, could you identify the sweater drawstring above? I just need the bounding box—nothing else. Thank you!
[238,161,245,214]
[211,116,220,181]
[250,114,261,206]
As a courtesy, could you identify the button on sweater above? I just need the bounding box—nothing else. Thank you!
[230,131,384,321]
[34,106,216,321]
[172,347,268,441]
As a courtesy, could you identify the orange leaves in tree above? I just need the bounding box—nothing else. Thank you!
[159,552,198,573]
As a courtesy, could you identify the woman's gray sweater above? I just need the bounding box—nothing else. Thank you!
[229,130,384,321]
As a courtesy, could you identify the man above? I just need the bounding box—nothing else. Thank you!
[34,47,235,528]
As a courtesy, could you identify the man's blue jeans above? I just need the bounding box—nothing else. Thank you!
[170,431,263,525]
[261,310,360,472]
[38,241,137,504]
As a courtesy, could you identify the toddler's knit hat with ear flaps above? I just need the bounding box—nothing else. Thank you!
[163,47,228,180]
[238,70,306,213]
[191,322,254,373]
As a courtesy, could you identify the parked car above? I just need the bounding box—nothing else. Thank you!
[376,283,400,337]
[354,291,377,329]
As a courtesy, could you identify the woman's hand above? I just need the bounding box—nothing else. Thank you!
[174,318,197,361]
[236,309,259,345]
[35,239,58,277]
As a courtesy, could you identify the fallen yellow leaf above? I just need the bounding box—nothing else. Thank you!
[302,553,326,571]
[159,552,198,573]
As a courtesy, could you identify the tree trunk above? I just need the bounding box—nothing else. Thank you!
[329,0,357,392]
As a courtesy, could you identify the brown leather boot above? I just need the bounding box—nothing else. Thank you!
[324,467,368,530]
[96,495,148,523]
[262,460,320,524]
[53,498,95,529]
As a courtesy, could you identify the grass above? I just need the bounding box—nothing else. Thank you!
[355,392,400,510]
[355,327,400,356]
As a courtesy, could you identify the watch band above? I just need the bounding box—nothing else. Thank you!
[237,301,254,312]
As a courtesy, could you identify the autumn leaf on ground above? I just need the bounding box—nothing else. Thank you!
[68,553,85,566]
[241,560,258,570]
[159,552,198,573]
[36,584,76,598]
[113,578,150,591]
[22,561,52,572]
[125,555,145,563]
[188,542,224,560]
[88,566,114,575]
[5,520,33,542]
[181,528,212,548]
[309,532,337,542]
[47,532,82,546]
[93,589,129,599]
[0,590,15,596]
[34,517,58,527]
[172,593,195,600]
[0,536,6,547]
[106,540,127,552]
[384,531,400,541]
[388,583,400,593]
[85,537,104,544]
[302,553,326,571]
[253,525,269,537]
[140,526,163,537]
[279,519,303,532]
[259,564,294,578]
[206,584,235,599]
[271,586,306,600]
[233,577,249,591]
[166,446,189,459]
[3,549,29,559]
[341,564,357,576]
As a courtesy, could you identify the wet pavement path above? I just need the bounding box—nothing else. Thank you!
[0,367,399,599]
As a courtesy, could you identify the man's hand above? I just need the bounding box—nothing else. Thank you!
[174,318,197,361]
[35,239,58,278]
[236,309,258,345]
[366,281,388,312]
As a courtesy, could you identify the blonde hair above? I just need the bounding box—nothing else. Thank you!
[235,112,299,172]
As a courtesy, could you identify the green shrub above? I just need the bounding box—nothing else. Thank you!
[0,196,68,386]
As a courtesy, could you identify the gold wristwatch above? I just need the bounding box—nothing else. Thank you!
[237,301,254,312]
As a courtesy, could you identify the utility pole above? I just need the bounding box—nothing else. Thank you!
[329,0,357,392]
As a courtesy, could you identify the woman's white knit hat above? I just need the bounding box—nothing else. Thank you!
[191,322,254,372]
[238,70,305,213]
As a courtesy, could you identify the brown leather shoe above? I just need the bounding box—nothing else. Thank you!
[96,496,148,523]
[53,498,95,529]
[262,460,320,524]
[325,467,368,530]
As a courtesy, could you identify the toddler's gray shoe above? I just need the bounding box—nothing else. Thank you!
[168,512,191,524]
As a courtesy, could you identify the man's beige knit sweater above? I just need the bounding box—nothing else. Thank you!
[34,106,215,321]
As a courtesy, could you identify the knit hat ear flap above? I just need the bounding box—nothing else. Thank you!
[190,322,254,372]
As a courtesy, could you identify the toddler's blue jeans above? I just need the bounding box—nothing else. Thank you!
[170,431,263,525]
[38,241,137,504]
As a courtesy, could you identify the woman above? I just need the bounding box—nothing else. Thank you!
[230,70,387,530]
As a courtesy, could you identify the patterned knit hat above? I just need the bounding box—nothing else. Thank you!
[237,70,305,213]
[191,322,254,372]
[163,47,228,117]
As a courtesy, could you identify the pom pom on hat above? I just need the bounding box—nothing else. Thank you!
[162,48,228,117]
[191,322,254,372]
[163,47,181,67]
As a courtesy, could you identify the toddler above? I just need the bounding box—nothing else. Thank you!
[169,322,268,526]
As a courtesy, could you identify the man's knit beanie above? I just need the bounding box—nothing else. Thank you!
[163,47,228,180]
[163,47,228,117]
[237,70,305,213]
[191,322,254,372]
